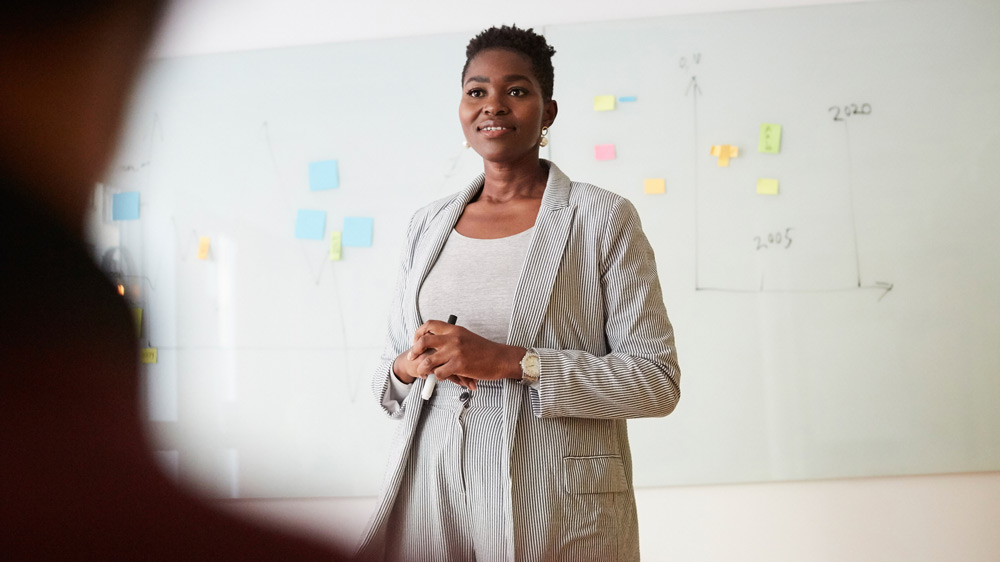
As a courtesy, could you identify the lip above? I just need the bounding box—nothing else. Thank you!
[477,120,515,138]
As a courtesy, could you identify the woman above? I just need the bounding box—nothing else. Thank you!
[357,25,680,562]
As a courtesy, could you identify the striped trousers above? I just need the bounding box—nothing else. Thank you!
[384,379,507,562]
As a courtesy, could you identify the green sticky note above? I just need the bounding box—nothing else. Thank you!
[757,178,779,195]
[141,348,158,364]
[759,124,782,154]
[593,95,616,111]
[132,308,143,337]
[329,231,342,261]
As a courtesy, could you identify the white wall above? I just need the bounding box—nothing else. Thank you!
[221,472,1000,560]
[151,0,884,58]
[150,1,1000,560]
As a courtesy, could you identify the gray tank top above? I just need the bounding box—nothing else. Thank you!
[418,227,534,345]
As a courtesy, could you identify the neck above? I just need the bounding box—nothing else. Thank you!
[479,154,548,203]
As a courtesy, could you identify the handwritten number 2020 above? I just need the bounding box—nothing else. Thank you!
[829,103,872,121]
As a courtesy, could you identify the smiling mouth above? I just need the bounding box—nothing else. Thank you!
[479,126,512,132]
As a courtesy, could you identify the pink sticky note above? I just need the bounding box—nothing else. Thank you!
[595,144,616,161]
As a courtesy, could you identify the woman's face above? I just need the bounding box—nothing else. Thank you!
[460,48,557,165]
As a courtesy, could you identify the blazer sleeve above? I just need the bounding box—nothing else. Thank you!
[370,213,420,419]
[529,197,681,419]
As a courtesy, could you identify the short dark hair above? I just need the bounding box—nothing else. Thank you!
[462,25,556,101]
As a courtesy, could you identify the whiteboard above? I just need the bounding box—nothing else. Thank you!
[92,0,1000,498]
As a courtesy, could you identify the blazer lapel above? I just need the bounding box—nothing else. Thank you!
[391,175,485,478]
[506,160,575,349]
[402,174,485,331]
[503,161,575,459]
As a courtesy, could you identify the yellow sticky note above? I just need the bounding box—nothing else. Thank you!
[197,236,211,260]
[644,178,666,194]
[710,144,739,166]
[593,95,616,111]
[140,348,158,364]
[757,178,779,195]
[132,308,143,337]
[329,231,342,261]
[759,124,782,154]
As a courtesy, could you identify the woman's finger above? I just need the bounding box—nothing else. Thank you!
[413,319,455,342]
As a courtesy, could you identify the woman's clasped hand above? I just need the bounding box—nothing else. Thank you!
[393,319,527,390]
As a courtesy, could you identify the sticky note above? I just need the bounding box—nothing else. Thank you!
[308,160,340,191]
[618,96,637,103]
[197,236,211,260]
[593,95,616,111]
[112,192,140,220]
[758,124,782,154]
[710,145,739,166]
[329,231,342,261]
[595,144,616,161]
[132,308,143,337]
[141,348,158,364]
[342,217,374,247]
[644,178,666,194]
[757,178,779,195]
[295,210,326,240]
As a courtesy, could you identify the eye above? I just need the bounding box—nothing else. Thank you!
[466,88,485,98]
[509,87,528,97]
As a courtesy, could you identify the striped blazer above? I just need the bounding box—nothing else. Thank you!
[357,160,681,562]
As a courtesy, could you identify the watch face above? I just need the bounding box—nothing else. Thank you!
[522,352,540,382]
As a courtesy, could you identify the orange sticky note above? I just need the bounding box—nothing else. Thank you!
[644,178,666,194]
[595,144,616,161]
[197,236,211,260]
[710,144,739,166]
[757,178,779,195]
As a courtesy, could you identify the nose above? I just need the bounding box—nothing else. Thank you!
[483,94,509,116]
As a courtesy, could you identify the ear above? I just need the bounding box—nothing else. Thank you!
[542,99,558,128]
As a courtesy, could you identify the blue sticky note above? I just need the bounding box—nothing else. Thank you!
[342,217,374,247]
[308,160,339,191]
[295,210,326,240]
[618,96,638,102]
[112,191,140,221]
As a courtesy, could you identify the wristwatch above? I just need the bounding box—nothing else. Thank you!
[520,349,540,384]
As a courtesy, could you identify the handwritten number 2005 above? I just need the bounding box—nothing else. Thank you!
[754,229,793,250]
[829,103,872,121]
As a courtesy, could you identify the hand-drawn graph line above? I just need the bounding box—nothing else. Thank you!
[113,113,161,184]
[686,73,703,291]
[684,58,893,301]
[133,119,405,407]
[261,120,376,402]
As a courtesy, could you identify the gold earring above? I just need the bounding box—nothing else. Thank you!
[539,126,549,147]
[463,140,470,148]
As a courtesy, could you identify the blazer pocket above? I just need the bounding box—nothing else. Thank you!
[562,455,628,494]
